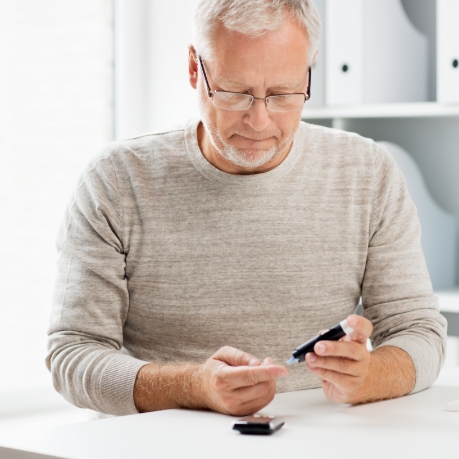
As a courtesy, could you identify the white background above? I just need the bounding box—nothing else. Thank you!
[0,0,113,391]
[114,0,199,139]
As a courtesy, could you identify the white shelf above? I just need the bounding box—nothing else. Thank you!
[435,289,459,314]
[302,102,459,120]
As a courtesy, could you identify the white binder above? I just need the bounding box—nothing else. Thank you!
[437,0,459,103]
[325,0,428,105]
[325,0,364,105]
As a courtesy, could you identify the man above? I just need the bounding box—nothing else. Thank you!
[47,0,446,417]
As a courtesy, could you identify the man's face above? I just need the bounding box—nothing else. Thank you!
[191,17,311,174]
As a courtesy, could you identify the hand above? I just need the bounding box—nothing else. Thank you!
[305,315,373,404]
[196,346,288,416]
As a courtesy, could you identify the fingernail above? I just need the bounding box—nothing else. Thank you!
[315,343,326,354]
[349,316,358,327]
[307,353,317,362]
[249,359,260,366]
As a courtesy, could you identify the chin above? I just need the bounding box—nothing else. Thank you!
[220,144,282,169]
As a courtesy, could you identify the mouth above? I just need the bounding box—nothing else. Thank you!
[231,134,276,149]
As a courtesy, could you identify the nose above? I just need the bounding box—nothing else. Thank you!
[243,98,272,132]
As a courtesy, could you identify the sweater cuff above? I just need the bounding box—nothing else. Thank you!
[98,353,149,416]
[374,334,443,394]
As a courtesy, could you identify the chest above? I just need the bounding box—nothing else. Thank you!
[126,180,369,313]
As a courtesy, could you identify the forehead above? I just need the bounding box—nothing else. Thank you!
[209,17,310,86]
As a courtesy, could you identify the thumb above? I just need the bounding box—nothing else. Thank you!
[346,315,373,344]
[212,346,260,367]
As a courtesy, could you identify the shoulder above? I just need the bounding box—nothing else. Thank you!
[297,121,376,155]
[102,124,187,165]
[296,121,395,175]
[78,122,192,185]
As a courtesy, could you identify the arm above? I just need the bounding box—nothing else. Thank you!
[351,346,415,404]
[362,144,446,393]
[305,145,446,404]
[47,153,148,415]
[50,249,286,416]
[133,347,287,415]
[47,152,287,415]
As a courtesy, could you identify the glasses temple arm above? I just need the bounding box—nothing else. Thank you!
[197,55,213,97]
[306,66,312,100]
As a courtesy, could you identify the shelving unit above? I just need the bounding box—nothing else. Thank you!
[436,289,459,314]
[437,289,459,367]
[302,102,459,120]
[301,105,459,275]
[299,0,459,291]
[301,103,459,290]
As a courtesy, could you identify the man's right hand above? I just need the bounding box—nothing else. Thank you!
[195,346,288,416]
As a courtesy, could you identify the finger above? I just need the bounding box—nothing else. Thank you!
[212,346,260,367]
[306,353,362,377]
[221,381,276,416]
[307,366,362,395]
[241,390,276,414]
[346,315,373,343]
[224,364,288,389]
[231,394,275,417]
[233,380,273,403]
[262,357,274,365]
[313,339,368,362]
[216,381,275,417]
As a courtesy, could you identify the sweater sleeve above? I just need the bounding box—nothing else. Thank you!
[46,151,148,416]
[362,143,447,394]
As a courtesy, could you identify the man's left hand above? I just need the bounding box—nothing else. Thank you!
[305,314,373,404]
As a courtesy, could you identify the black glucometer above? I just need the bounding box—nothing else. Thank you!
[232,414,284,435]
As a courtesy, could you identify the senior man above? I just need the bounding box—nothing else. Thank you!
[47,0,446,417]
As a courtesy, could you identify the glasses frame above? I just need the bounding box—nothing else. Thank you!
[197,55,311,112]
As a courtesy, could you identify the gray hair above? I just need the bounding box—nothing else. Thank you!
[192,0,322,64]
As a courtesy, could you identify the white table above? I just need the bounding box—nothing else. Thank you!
[2,368,459,459]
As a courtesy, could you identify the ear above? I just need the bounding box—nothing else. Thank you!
[188,45,199,89]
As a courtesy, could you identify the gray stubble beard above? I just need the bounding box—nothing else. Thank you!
[198,96,295,169]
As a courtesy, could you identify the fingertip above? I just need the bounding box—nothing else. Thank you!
[315,342,326,354]
[348,315,359,327]
[348,314,373,337]
[279,368,289,378]
[270,365,289,377]
[249,358,261,366]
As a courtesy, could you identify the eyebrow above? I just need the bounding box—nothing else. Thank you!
[214,75,304,92]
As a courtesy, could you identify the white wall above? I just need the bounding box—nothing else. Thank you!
[148,0,200,132]
[0,0,113,392]
[114,0,199,139]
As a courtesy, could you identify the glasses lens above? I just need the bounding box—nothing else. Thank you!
[213,91,253,111]
[267,94,305,112]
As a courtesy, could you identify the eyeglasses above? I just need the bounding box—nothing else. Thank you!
[197,55,311,112]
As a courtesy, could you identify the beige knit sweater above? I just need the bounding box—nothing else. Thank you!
[46,119,447,416]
